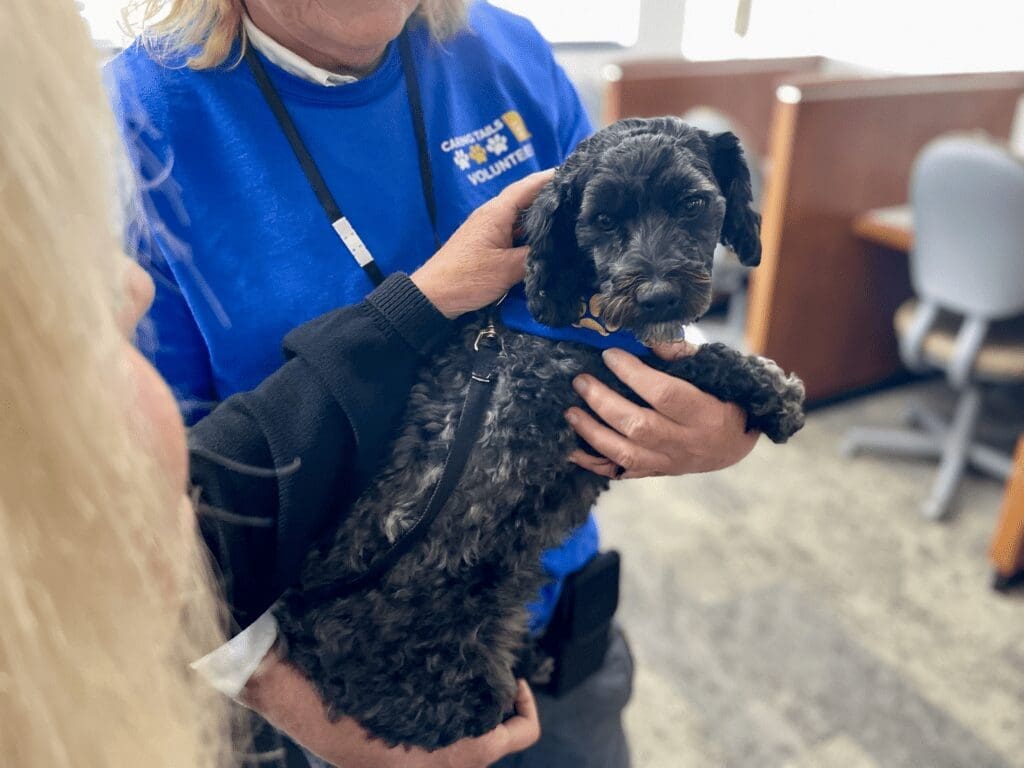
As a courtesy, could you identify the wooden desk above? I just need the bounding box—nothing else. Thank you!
[852,205,914,253]
[744,71,1024,403]
[991,436,1024,589]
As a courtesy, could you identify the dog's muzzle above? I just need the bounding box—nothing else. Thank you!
[635,281,681,314]
[634,277,710,326]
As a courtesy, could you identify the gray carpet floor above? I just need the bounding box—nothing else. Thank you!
[595,380,1024,768]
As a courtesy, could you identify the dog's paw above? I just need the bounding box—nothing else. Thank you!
[748,356,806,443]
[657,342,805,444]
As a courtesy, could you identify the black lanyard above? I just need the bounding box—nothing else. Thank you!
[243,26,439,288]
[244,29,512,598]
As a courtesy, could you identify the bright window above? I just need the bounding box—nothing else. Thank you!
[681,0,1024,74]
[488,0,641,46]
[77,0,133,47]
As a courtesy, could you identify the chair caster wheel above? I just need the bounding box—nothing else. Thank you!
[992,571,1024,593]
[840,439,861,459]
[920,498,952,521]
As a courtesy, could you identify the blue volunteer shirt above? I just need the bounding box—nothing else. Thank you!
[111,2,602,632]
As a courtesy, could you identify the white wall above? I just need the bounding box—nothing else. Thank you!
[79,0,1024,145]
[556,0,1024,139]
[680,0,1024,74]
[554,0,689,124]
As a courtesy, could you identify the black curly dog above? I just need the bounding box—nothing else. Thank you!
[275,117,806,750]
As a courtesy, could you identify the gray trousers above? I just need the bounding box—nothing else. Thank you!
[304,626,634,768]
[493,624,634,768]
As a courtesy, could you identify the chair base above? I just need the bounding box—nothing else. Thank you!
[841,389,1013,521]
[992,570,1024,593]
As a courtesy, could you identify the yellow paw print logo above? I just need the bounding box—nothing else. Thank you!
[572,295,621,336]
[468,144,489,165]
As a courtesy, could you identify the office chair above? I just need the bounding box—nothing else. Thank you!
[842,135,1024,520]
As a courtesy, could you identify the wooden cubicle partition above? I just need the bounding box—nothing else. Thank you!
[991,436,1024,588]
[746,72,1024,402]
[603,57,825,156]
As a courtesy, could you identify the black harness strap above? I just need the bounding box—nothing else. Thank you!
[299,323,502,605]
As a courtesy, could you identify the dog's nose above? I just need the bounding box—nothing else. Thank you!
[636,283,681,313]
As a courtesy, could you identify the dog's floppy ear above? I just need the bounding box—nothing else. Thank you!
[705,131,762,266]
[521,173,595,326]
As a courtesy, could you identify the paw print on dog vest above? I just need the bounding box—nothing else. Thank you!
[572,294,621,336]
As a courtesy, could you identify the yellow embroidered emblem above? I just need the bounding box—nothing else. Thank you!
[501,110,532,142]
[468,144,488,164]
[571,295,621,336]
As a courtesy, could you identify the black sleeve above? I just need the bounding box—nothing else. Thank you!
[188,273,452,628]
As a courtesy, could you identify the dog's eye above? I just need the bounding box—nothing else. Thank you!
[595,213,617,231]
[682,197,707,216]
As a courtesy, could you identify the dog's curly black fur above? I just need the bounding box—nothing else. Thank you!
[274,117,806,750]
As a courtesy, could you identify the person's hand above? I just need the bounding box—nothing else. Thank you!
[411,169,556,319]
[565,341,759,479]
[241,648,540,768]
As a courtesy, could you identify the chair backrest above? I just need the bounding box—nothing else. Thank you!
[910,135,1024,319]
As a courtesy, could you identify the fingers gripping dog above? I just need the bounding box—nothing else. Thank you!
[275,117,805,749]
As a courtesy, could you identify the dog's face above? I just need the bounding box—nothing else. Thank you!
[573,136,728,341]
[522,118,762,345]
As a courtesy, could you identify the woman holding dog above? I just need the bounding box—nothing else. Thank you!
[111,0,759,765]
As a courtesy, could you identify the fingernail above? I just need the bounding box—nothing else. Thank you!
[572,375,589,394]
[565,408,578,424]
[602,348,624,365]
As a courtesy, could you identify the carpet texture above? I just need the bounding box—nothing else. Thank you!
[595,381,1024,768]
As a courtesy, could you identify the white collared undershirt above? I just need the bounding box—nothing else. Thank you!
[241,14,359,87]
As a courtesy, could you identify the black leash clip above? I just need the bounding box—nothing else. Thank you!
[472,322,502,382]
[474,322,500,351]
[472,293,507,371]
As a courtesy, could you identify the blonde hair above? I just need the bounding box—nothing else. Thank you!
[0,0,231,766]
[129,0,470,70]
